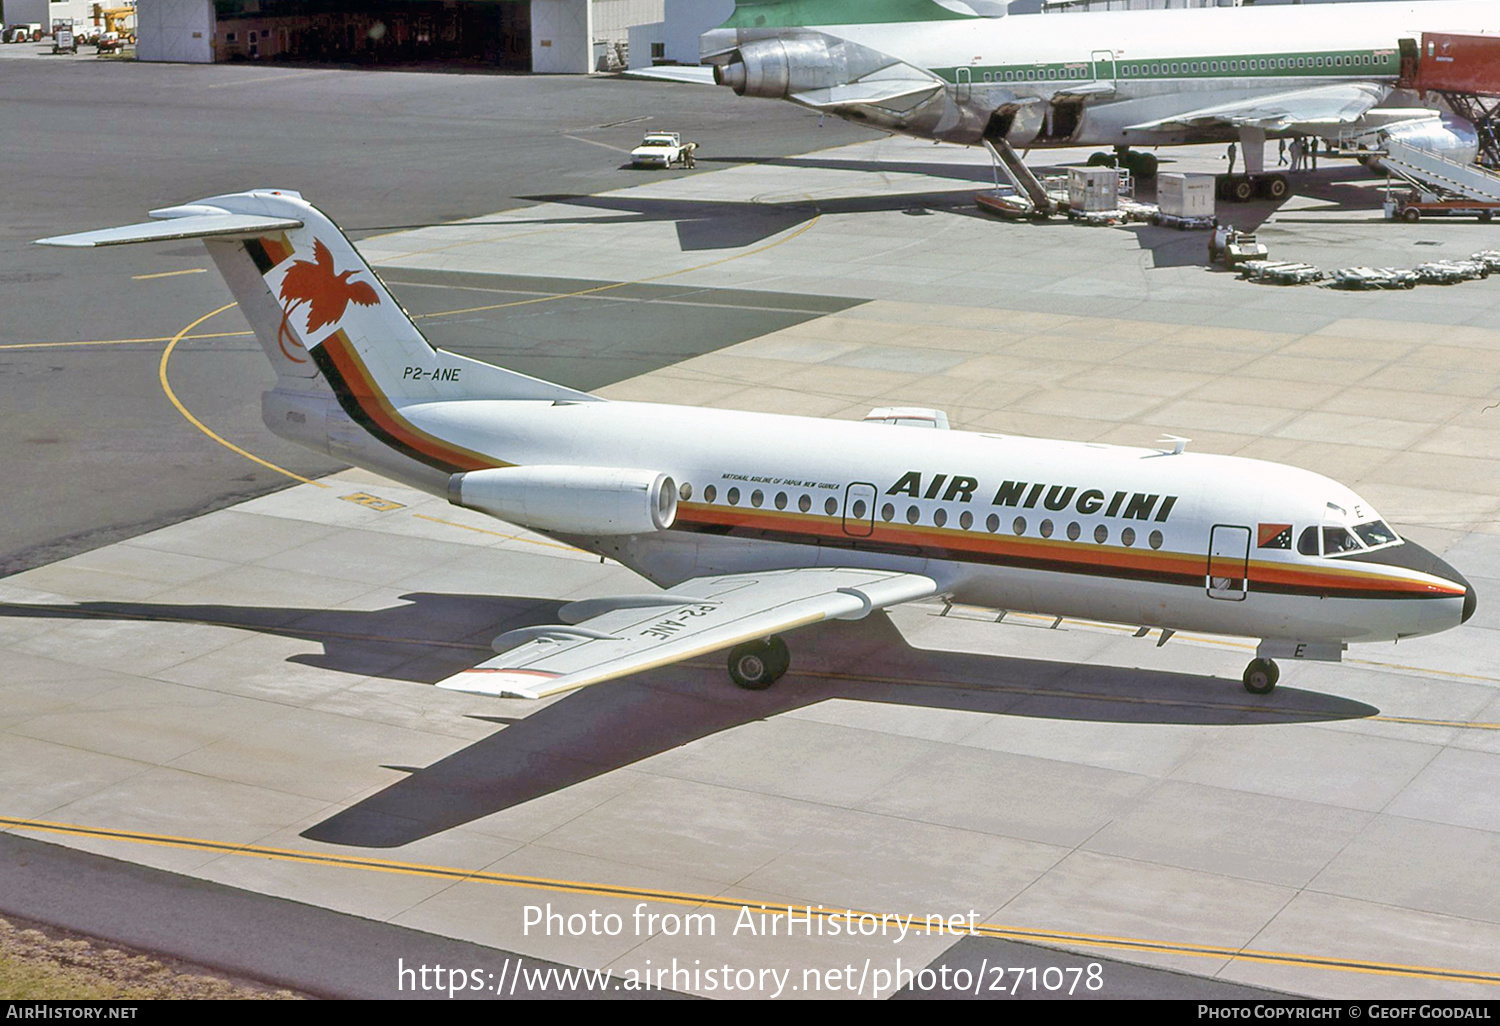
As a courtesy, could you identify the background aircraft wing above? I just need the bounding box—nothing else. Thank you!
[435,567,941,699]
[1125,81,1388,132]
[790,78,944,111]
[621,65,718,85]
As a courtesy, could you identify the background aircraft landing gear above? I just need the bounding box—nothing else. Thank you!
[1086,147,1158,179]
[1217,173,1290,203]
[1242,658,1280,695]
[728,636,790,690]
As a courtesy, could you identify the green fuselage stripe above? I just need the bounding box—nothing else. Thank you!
[940,47,1399,85]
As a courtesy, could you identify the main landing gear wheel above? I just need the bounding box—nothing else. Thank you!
[1242,658,1280,695]
[728,636,790,690]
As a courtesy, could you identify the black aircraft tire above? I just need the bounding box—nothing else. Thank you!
[1243,658,1280,695]
[728,638,788,690]
[1261,175,1290,200]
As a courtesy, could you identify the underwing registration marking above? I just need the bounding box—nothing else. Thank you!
[641,604,718,641]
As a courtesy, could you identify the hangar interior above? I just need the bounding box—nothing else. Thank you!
[213,0,533,68]
[130,0,710,70]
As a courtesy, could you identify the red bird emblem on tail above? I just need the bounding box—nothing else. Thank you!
[275,238,380,362]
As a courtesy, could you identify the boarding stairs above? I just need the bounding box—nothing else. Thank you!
[982,137,1055,214]
[1379,137,1500,204]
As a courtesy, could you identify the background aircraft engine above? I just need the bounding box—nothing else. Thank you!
[448,466,678,536]
[716,37,832,98]
[1366,113,1480,171]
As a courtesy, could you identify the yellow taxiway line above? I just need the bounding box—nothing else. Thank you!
[132,268,209,280]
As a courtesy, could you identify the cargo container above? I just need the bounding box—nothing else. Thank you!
[1157,173,1216,218]
[1067,167,1119,213]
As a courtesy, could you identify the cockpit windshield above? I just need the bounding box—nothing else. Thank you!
[1352,520,1399,548]
[1296,518,1401,557]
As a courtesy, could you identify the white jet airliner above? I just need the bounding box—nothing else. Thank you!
[639,0,1494,194]
[39,191,1475,698]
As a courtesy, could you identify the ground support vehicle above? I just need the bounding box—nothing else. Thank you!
[1208,225,1269,267]
[1386,190,1500,222]
[630,132,694,168]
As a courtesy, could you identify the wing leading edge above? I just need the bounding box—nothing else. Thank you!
[436,567,941,699]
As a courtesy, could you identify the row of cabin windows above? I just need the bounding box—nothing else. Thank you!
[978,53,1378,83]
[694,484,1164,549]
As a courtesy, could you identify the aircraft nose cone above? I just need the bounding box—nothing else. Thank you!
[1351,539,1475,627]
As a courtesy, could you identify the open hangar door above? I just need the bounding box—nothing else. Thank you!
[208,0,532,69]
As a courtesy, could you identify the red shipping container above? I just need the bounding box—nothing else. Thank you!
[1415,32,1500,95]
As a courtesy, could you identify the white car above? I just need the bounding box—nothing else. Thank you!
[630,132,691,169]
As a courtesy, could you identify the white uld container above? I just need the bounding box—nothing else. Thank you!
[1067,168,1119,212]
[1157,173,1216,217]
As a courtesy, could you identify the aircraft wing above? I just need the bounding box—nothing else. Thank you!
[1125,82,1388,132]
[790,78,944,111]
[435,567,941,699]
[621,65,718,85]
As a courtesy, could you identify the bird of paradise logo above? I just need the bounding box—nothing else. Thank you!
[275,238,380,362]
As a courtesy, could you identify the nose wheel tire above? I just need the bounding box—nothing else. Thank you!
[728,636,790,690]
[1243,658,1280,695]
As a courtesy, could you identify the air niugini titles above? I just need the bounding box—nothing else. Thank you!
[885,470,1178,523]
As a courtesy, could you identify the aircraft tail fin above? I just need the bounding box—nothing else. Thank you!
[36,190,596,406]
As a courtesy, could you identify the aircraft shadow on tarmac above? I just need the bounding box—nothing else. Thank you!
[516,162,1383,266]
[0,596,1378,848]
[514,190,982,250]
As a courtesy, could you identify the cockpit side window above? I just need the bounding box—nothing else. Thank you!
[1323,526,1361,555]
[1297,526,1320,556]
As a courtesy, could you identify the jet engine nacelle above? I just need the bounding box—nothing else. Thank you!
[448,465,678,536]
[715,37,840,98]
[1367,113,1480,171]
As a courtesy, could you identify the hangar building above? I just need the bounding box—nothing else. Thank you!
[130,0,730,72]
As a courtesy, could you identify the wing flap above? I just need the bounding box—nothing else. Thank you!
[1126,82,1387,132]
[436,567,941,699]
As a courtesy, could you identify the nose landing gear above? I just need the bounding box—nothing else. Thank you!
[1242,657,1280,695]
[728,636,790,690]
